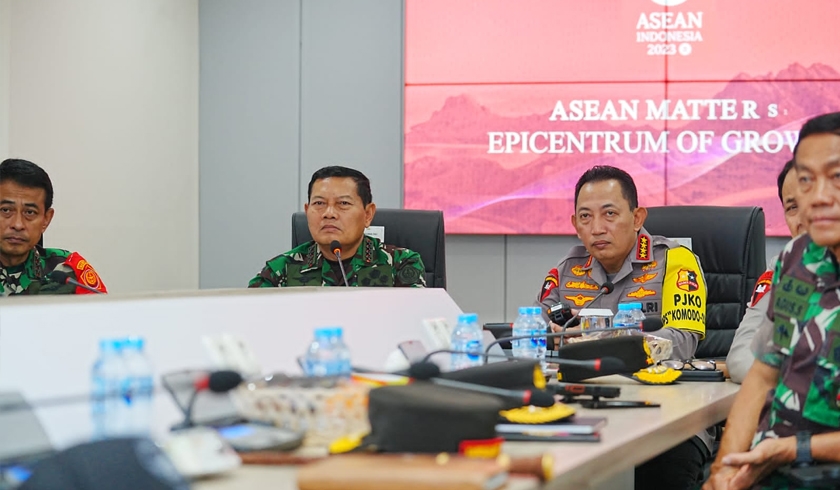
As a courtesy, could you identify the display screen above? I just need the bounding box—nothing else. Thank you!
[404,0,840,235]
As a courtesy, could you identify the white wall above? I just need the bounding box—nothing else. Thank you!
[197,0,788,323]
[0,0,9,160]
[3,0,199,293]
[199,0,404,289]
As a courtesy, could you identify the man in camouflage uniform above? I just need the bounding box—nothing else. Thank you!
[0,158,106,296]
[705,114,840,490]
[249,166,425,288]
[537,165,709,490]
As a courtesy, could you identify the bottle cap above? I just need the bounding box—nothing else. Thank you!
[458,313,479,323]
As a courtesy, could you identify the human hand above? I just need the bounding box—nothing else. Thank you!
[702,463,738,490]
[720,437,795,490]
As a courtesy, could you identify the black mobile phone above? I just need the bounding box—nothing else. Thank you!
[580,399,660,409]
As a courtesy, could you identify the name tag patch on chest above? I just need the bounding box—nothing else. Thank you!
[774,275,815,321]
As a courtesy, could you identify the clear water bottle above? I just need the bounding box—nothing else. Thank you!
[511,307,534,358]
[91,338,126,439]
[330,327,352,378]
[627,302,647,332]
[304,328,341,377]
[450,313,483,370]
[613,303,636,336]
[528,307,548,373]
[122,337,154,436]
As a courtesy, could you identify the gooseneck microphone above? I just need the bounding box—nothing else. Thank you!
[482,316,663,363]
[407,362,556,408]
[173,370,243,430]
[330,240,350,287]
[421,349,625,374]
[48,270,104,294]
[0,371,244,416]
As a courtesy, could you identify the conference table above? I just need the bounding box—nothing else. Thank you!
[0,287,740,490]
[194,376,738,490]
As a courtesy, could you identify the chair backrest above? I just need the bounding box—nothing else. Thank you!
[291,208,447,288]
[643,206,766,358]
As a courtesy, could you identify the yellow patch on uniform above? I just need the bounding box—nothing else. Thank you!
[627,287,656,299]
[564,281,599,291]
[632,272,658,284]
[641,261,658,272]
[564,294,595,307]
[570,265,586,277]
[636,234,651,261]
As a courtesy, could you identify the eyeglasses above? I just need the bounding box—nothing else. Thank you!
[661,359,717,371]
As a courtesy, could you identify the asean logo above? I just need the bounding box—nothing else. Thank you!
[677,269,699,292]
[651,0,687,5]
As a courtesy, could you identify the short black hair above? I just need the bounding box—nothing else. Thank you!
[0,158,54,210]
[777,159,795,204]
[574,165,638,210]
[794,111,840,156]
[307,166,372,207]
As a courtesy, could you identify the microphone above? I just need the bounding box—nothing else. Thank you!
[420,349,624,373]
[407,362,556,409]
[330,240,350,287]
[0,370,241,415]
[555,334,656,381]
[173,370,243,431]
[557,281,615,346]
[483,316,662,360]
[48,270,104,294]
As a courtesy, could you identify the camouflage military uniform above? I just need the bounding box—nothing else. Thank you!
[0,246,107,296]
[249,235,426,288]
[748,234,840,489]
[536,227,707,344]
[752,234,840,440]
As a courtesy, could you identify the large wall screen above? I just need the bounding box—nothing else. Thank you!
[404,0,840,235]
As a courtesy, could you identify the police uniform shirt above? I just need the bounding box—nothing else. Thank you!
[536,227,707,360]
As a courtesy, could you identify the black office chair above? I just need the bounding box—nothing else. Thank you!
[644,206,767,358]
[291,208,447,288]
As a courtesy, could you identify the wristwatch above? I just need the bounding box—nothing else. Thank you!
[794,431,814,467]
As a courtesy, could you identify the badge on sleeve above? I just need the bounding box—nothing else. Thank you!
[540,268,559,301]
[750,270,774,307]
[63,252,107,294]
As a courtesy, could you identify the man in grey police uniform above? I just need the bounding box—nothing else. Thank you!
[535,165,711,490]
[726,159,805,383]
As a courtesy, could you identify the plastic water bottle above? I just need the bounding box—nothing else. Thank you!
[511,307,534,358]
[304,328,341,377]
[529,307,548,373]
[122,337,154,436]
[613,303,636,336]
[450,313,483,370]
[627,302,647,332]
[91,339,127,439]
[330,327,352,378]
